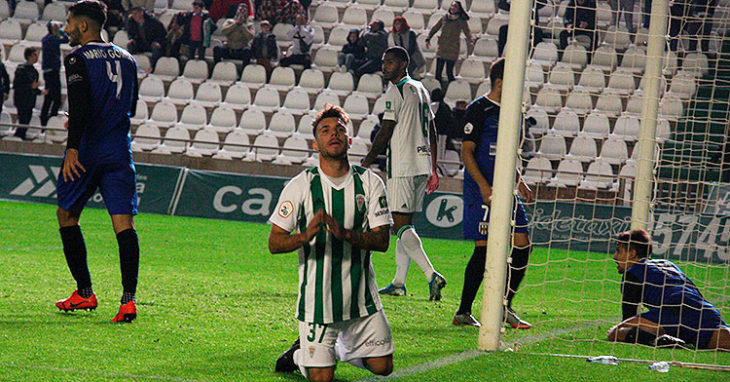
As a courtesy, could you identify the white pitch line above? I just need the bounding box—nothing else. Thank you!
[0,363,204,382]
[354,320,605,382]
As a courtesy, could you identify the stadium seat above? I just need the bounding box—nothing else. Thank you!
[475,80,492,97]
[133,55,152,72]
[612,115,640,140]
[471,38,499,63]
[313,47,340,73]
[469,0,496,18]
[139,77,165,102]
[603,26,631,51]
[444,80,472,106]
[417,32,436,60]
[164,78,194,105]
[657,119,671,142]
[253,86,281,112]
[348,141,370,165]
[327,25,350,48]
[355,116,378,144]
[0,0,10,20]
[567,134,597,162]
[582,112,610,139]
[590,46,618,72]
[11,1,38,25]
[561,43,588,70]
[548,158,583,187]
[535,86,563,113]
[681,53,709,77]
[152,57,180,81]
[485,13,509,36]
[466,15,483,35]
[564,88,593,115]
[182,59,209,84]
[296,113,316,137]
[154,126,190,154]
[154,0,169,13]
[214,129,251,160]
[272,23,293,48]
[7,43,30,65]
[341,6,368,28]
[599,137,629,165]
[667,71,697,100]
[595,1,612,28]
[149,102,178,127]
[249,133,280,162]
[267,111,296,138]
[354,73,383,99]
[238,64,267,90]
[525,63,545,88]
[0,19,22,45]
[194,81,223,108]
[45,116,68,144]
[276,135,310,165]
[23,21,46,47]
[594,92,624,116]
[402,10,426,31]
[526,106,549,136]
[176,104,208,131]
[170,0,194,12]
[314,90,341,110]
[297,68,326,94]
[537,134,567,160]
[130,100,148,125]
[371,8,395,29]
[522,157,553,184]
[662,50,679,77]
[606,69,637,96]
[131,124,161,151]
[239,108,266,136]
[579,160,616,190]
[440,149,461,177]
[458,58,486,84]
[210,62,238,85]
[327,71,355,96]
[186,127,220,157]
[619,46,647,74]
[311,25,325,49]
[282,88,311,115]
[381,0,409,13]
[221,83,252,111]
[624,94,644,115]
[619,161,636,181]
[576,66,606,93]
[551,110,581,137]
[531,42,559,68]
[268,66,296,91]
[312,4,339,29]
[659,95,683,121]
[208,107,237,133]
[343,94,370,121]
[547,63,576,90]
[354,0,381,11]
[411,0,439,14]
[113,30,130,48]
[372,95,386,115]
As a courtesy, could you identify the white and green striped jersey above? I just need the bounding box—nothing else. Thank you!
[382,76,434,179]
[269,165,393,324]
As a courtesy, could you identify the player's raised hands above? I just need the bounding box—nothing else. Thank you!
[62,148,86,182]
[426,172,439,194]
[323,213,345,241]
[303,209,326,243]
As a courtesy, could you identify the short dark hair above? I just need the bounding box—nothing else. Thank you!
[489,57,505,86]
[385,46,409,66]
[24,47,36,60]
[616,229,652,259]
[69,0,107,30]
[312,104,350,137]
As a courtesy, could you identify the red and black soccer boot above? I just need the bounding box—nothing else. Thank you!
[112,301,137,323]
[56,290,98,312]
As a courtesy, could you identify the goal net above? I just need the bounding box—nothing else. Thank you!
[490,0,730,368]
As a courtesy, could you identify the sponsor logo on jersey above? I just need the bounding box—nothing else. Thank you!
[425,195,463,228]
[385,101,392,110]
[378,196,388,209]
[356,194,365,212]
[416,145,430,154]
[278,200,294,218]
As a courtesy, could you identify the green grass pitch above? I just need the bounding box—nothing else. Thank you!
[1,200,728,381]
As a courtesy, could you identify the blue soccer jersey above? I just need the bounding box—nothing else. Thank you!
[56,41,139,215]
[462,96,500,203]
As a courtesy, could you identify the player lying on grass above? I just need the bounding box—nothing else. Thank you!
[269,104,394,381]
[607,229,730,350]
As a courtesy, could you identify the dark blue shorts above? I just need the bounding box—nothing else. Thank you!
[463,195,529,241]
[56,158,138,216]
[639,304,728,349]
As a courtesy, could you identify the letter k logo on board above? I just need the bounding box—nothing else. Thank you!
[10,165,60,198]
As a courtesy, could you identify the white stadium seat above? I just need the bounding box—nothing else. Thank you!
[549,159,583,187]
[599,137,629,165]
[186,127,220,157]
[276,135,310,165]
[210,62,238,85]
[164,78,194,105]
[154,126,190,155]
[567,134,598,162]
[239,108,266,136]
[582,112,611,139]
[253,86,281,112]
[580,160,617,190]
[523,157,553,184]
[551,110,581,137]
[267,111,296,138]
[221,84,252,111]
[269,66,296,91]
[297,68,326,95]
[249,133,280,162]
[131,124,161,151]
[139,77,165,102]
[282,88,312,115]
[194,81,223,108]
[208,107,237,133]
[182,59,209,84]
[177,104,208,131]
[214,129,251,160]
[149,101,178,127]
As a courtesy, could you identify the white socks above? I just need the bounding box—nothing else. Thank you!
[395,225,435,284]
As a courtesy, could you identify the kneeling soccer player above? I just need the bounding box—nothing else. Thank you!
[269,105,394,381]
[607,229,730,350]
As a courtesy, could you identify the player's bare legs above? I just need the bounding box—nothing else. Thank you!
[607,316,663,342]
[707,327,730,351]
[381,212,446,300]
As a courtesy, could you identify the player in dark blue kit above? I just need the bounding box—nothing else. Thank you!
[607,229,730,350]
[54,0,141,323]
[453,58,534,329]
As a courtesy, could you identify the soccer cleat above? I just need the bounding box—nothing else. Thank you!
[378,283,407,296]
[654,334,687,349]
[453,313,481,327]
[505,307,532,329]
[55,290,98,312]
[111,301,137,323]
[428,272,447,301]
[275,338,300,373]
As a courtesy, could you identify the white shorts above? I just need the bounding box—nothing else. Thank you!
[297,310,394,368]
[387,175,428,214]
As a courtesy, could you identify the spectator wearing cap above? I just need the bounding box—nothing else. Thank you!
[126,6,167,66]
[40,20,68,127]
[213,4,255,64]
[181,1,216,60]
[279,14,314,69]
[354,19,388,78]
[252,20,278,78]
[390,16,426,78]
